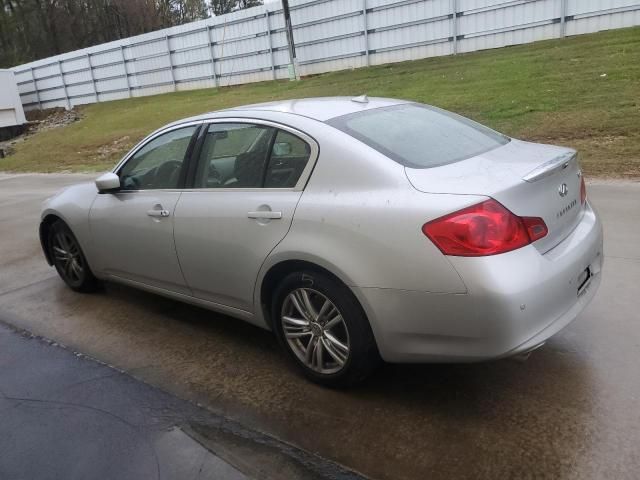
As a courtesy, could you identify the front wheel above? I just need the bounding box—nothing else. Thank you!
[272,271,380,387]
[48,220,100,293]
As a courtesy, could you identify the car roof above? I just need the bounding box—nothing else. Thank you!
[171,97,411,127]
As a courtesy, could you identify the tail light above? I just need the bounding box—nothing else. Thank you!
[422,199,548,257]
[580,175,587,205]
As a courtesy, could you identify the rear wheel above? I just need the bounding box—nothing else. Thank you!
[48,220,100,292]
[272,270,380,387]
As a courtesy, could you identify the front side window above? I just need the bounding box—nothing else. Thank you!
[119,126,197,190]
[327,104,509,169]
[193,123,312,189]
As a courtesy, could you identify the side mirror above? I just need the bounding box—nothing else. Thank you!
[95,172,121,193]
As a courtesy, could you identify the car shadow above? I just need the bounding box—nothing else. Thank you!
[88,281,597,480]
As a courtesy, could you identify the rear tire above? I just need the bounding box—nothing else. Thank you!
[272,270,380,387]
[48,220,100,293]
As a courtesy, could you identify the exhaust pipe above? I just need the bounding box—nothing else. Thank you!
[511,342,545,363]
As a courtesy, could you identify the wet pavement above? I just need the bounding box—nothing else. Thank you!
[0,322,365,480]
[0,173,639,479]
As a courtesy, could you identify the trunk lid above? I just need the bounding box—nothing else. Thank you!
[405,139,584,253]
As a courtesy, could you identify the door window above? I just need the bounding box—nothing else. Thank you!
[194,123,276,188]
[193,123,312,189]
[119,126,197,190]
[264,130,312,188]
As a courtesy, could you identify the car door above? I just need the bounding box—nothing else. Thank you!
[89,123,200,294]
[173,120,318,312]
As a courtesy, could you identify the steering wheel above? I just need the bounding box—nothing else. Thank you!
[154,160,182,188]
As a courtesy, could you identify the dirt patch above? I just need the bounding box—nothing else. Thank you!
[25,107,83,132]
[0,108,83,159]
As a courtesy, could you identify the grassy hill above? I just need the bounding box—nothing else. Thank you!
[2,26,638,177]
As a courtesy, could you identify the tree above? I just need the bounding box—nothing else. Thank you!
[209,0,262,16]
[0,0,262,68]
[236,0,262,9]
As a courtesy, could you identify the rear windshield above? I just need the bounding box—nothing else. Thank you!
[327,103,509,169]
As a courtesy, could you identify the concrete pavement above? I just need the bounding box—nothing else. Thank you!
[0,174,639,479]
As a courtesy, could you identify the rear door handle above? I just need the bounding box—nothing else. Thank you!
[247,211,282,220]
[147,209,170,217]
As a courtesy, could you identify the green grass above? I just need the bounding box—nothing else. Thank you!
[2,27,639,177]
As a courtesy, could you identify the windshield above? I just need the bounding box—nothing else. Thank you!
[327,103,509,169]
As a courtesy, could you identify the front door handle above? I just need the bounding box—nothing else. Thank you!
[247,211,282,220]
[147,209,170,218]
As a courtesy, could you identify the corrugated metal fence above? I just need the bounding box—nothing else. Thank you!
[11,0,640,111]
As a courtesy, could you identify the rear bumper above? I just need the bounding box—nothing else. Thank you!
[354,203,603,363]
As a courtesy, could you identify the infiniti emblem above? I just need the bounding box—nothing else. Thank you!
[558,183,568,197]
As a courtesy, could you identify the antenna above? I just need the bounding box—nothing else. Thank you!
[351,94,369,104]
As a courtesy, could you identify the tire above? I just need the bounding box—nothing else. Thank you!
[271,270,380,387]
[47,220,100,293]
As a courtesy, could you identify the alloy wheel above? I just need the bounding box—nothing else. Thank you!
[281,288,350,374]
[52,231,85,285]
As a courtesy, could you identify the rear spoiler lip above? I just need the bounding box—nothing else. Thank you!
[522,151,577,183]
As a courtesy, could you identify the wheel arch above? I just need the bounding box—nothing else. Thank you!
[258,258,359,330]
[39,213,64,265]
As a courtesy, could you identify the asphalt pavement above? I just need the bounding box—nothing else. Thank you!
[0,314,364,480]
[0,173,639,480]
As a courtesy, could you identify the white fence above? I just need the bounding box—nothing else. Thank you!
[11,0,640,111]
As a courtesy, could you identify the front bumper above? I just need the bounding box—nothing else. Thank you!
[354,203,603,363]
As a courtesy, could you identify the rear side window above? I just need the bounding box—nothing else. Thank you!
[327,104,509,169]
[264,130,312,188]
[194,123,275,188]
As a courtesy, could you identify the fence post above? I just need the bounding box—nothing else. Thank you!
[120,46,132,98]
[560,0,568,38]
[87,53,98,103]
[30,67,42,110]
[452,0,458,55]
[165,35,177,91]
[361,0,370,66]
[266,9,276,80]
[208,25,219,87]
[58,60,71,110]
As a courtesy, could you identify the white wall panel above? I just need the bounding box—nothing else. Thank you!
[14,70,33,83]
[95,77,128,93]
[36,77,64,90]
[174,63,211,81]
[295,14,363,45]
[92,64,126,81]
[176,78,216,91]
[170,29,210,50]
[371,39,453,64]
[291,0,362,25]
[98,91,130,102]
[66,83,94,98]
[128,55,171,75]
[125,39,167,60]
[90,50,123,67]
[60,57,89,73]
[10,0,640,110]
[38,88,66,102]
[32,64,60,79]
[70,95,97,107]
[64,70,92,86]
[134,84,174,97]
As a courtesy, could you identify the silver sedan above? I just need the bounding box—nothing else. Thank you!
[40,97,603,386]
